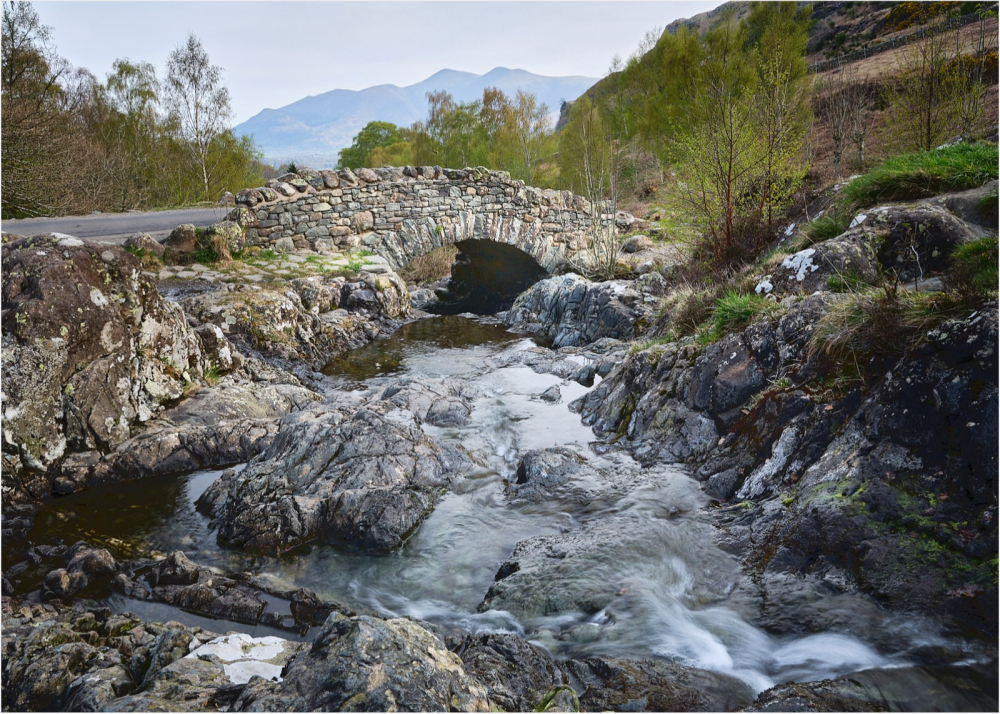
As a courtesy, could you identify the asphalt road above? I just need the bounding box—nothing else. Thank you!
[1,207,222,244]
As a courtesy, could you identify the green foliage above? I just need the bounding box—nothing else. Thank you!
[826,270,871,293]
[711,291,784,335]
[799,211,852,245]
[946,233,999,299]
[840,143,999,211]
[339,121,403,169]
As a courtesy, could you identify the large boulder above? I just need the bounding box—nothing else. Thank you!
[232,614,491,712]
[504,274,644,348]
[0,235,229,499]
[197,402,474,553]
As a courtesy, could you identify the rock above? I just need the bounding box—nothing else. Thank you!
[226,206,259,229]
[201,221,245,259]
[505,274,642,348]
[355,167,379,183]
[236,188,263,207]
[123,232,165,258]
[195,322,242,371]
[539,384,562,403]
[350,209,374,232]
[232,614,491,712]
[763,234,879,296]
[425,397,471,426]
[621,234,652,253]
[319,170,340,189]
[565,657,755,712]
[198,403,474,553]
[1,235,213,500]
[931,180,999,230]
[162,223,197,254]
[273,182,296,197]
[453,632,566,712]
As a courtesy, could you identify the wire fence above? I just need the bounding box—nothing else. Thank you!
[809,12,985,73]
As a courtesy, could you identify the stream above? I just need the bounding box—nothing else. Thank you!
[11,315,996,705]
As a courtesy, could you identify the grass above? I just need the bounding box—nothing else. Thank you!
[945,233,999,300]
[826,270,871,293]
[839,143,999,212]
[796,211,852,248]
[711,291,785,336]
[808,286,969,364]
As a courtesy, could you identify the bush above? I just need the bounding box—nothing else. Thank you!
[398,244,457,285]
[840,143,999,211]
[946,234,999,300]
[656,286,718,337]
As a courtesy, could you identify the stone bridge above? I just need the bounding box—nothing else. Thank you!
[226,166,623,274]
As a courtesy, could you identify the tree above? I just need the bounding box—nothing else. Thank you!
[165,33,232,200]
[101,59,162,209]
[339,121,403,168]
[499,90,551,185]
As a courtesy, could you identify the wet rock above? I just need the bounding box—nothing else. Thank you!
[539,384,562,403]
[232,614,491,712]
[199,403,474,553]
[453,632,566,712]
[505,274,641,348]
[565,657,755,712]
[1,235,222,500]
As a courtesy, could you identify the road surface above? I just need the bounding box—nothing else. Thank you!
[1,207,221,244]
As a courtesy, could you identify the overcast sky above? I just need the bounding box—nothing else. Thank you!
[33,1,721,125]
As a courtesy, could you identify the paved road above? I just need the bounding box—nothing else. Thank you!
[1,207,221,244]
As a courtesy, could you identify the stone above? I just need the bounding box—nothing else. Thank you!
[236,188,263,207]
[621,234,652,253]
[355,167,379,183]
[123,232,165,258]
[232,614,491,712]
[226,206,258,228]
[1,235,212,502]
[198,402,474,553]
[351,210,374,232]
[162,223,197,255]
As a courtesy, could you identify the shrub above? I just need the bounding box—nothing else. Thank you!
[657,286,717,337]
[946,234,999,300]
[840,143,999,211]
[398,244,458,285]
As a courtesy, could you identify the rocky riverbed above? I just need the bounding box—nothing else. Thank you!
[2,179,997,714]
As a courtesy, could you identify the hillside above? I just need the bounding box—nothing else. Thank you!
[235,67,597,168]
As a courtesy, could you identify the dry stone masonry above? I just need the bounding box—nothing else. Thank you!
[227,166,620,272]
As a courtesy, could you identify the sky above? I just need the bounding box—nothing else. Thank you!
[33,1,722,125]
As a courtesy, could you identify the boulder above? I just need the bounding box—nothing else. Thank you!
[197,403,474,553]
[201,221,244,259]
[122,232,165,259]
[235,188,263,207]
[505,274,642,348]
[232,614,491,712]
[621,234,652,253]
[162,223,197,254]
[1,235,217,499]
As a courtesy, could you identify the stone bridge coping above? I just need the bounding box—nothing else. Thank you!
[232,165,611,214]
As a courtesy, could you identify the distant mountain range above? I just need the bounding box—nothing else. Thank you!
[234,67,598,169]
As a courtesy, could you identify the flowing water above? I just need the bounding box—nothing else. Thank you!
[15,315,996,705]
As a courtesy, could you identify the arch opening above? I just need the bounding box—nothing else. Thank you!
[426,239,549,315]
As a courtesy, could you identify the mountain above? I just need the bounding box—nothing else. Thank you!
[235,67,598,168]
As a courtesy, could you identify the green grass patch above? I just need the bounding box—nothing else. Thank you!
[628,335,674,356]
[946,233,999,300]
[711,291,784,335]
[826,270,871,293]
[840,143,999,212]
[796,211,852,248]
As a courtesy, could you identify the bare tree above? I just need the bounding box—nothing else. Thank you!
[165,33,232,200]
[818,65,875,176]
